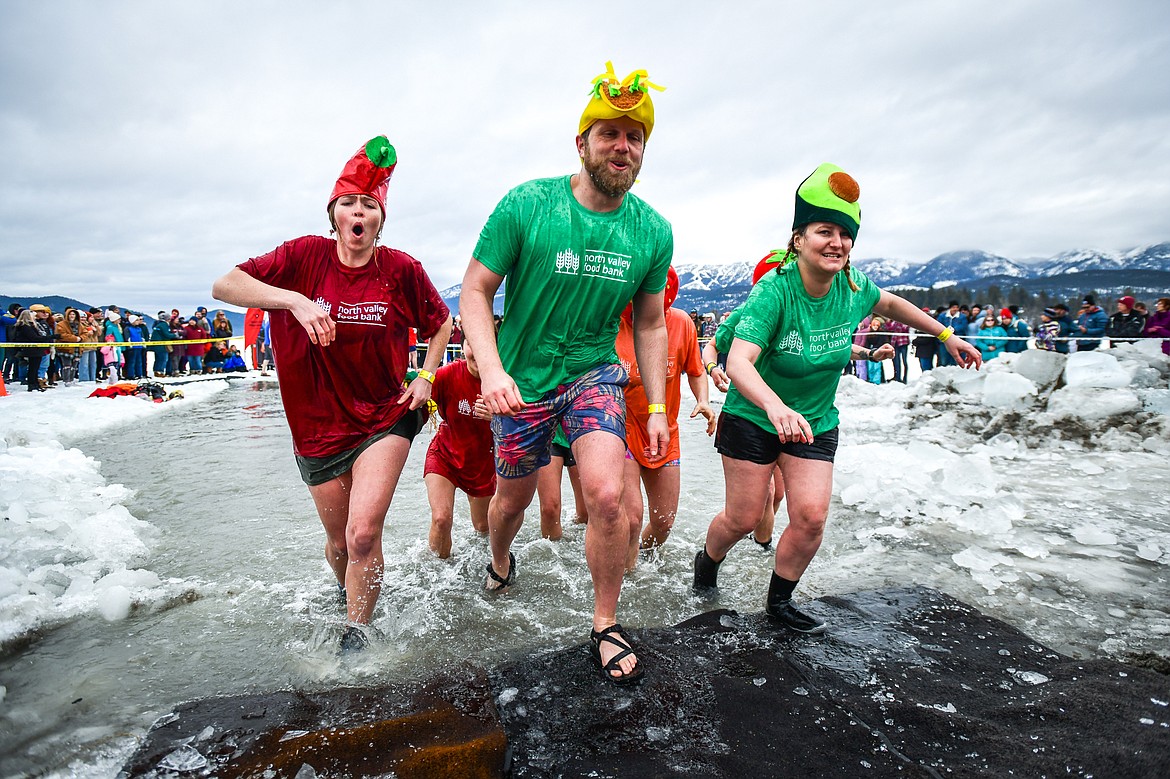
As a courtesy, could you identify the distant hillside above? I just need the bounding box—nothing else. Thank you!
[438,241,1170,317]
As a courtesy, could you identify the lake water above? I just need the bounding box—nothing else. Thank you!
[1,372,1168,776]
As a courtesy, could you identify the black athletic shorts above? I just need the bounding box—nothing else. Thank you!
[714,411,838,465]
[549,441,577,468]
[295,407,428,486]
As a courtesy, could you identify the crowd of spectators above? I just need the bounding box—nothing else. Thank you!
[1,302,250,393]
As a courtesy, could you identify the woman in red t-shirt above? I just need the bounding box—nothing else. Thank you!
[212,137,452,653]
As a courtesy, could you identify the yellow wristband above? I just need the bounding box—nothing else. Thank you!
[705,361,717,375]
[937,326,954,343]
[417,369,435,384]
[648,403,667,415]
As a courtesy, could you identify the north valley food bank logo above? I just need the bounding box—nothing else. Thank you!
[314,297,332,316]
[777,330,804,355]
[555,248,580,275]
[458,399,472,416]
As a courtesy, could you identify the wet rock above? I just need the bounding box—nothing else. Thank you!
[122,588,1169,778]
[122,666,508,778]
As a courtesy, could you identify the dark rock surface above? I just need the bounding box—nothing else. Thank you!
[123,587,1170,778]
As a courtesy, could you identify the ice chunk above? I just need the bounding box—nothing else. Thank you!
[982,372,1037,409]
[952,546,1012,571]
[1072,526,1118,546]
[1047,386,1141,420]
[1136,544,1163,562]
[1064,351,1131,388]
[1011,349,1066,388]
[97,585,133,622]
[497,687,518,705]
[1012,670,1050,685]
[158,745,208,772]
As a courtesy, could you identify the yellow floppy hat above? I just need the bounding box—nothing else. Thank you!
[579,61,665,141]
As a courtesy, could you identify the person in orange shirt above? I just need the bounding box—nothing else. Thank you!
[616,267,716,568]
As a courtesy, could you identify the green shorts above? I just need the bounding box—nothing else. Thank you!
[295,408,427,486]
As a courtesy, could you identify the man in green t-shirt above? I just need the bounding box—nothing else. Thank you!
[460,62,672,685]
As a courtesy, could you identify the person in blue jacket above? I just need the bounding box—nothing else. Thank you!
[1076,295,1108,351]
[936,301,968,366]
[1000,308,1030,353]
[975,312,1008,360]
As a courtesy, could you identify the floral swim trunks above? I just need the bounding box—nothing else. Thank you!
[492,363,628,479]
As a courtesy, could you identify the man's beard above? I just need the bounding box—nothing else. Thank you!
[582,147,641,199]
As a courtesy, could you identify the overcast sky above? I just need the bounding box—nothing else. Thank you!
[2,0,1168,315]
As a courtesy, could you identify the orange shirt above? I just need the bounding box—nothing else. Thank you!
[616,307,703,468]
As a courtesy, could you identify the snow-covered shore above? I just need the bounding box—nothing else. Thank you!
[0,380,230,647]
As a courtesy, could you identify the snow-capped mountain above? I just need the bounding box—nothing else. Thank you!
[440,242,1170,315]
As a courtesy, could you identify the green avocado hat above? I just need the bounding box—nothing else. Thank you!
[792,163,861,240]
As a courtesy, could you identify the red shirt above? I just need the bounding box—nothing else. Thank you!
[428,360,495,485]
[238,236,449,457]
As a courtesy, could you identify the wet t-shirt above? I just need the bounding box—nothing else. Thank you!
[429,360,496,484]
[724,261,880,436]
[473,176,673,401]
[238,236,449,457]
[616,307,703,467]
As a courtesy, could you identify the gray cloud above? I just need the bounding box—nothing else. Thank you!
[1,0,1167,314]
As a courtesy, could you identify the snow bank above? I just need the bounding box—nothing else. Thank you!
[0,381,227,646]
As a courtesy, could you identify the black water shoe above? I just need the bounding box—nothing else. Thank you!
[765,599,826,634]
[693,548,722,591]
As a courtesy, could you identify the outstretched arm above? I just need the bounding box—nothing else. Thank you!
[872,290,982,369]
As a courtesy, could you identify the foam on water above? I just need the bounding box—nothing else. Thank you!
[1,346,1168,775]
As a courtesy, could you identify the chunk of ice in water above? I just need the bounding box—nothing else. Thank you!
[158,745,207,772]
[1136,544,1162,562]
[97,585,132,622]
[1072,526,1118,546]
[294,765,319,779]
[497,687,518,705]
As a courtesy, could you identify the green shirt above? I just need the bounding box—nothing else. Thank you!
[713,306,743,354]
[473,176,673,400]
[724,261,880,436]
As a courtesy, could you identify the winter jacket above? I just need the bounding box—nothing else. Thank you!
[152,320,174,342]
[126,322,148,347]
[912,332,938,359]
[1107,311,1146,344]
[55,311,83,354]
[1055,315,1073,354]
[1143,310,1170,356]
[1001,318,1030,353]
[14,320,52,359]
[938,310,968,337]
[212,318,233,338]
[1,310,18,343]
[183,323,208,357]
[1076,306,1108,350]
[976,325,1008,360]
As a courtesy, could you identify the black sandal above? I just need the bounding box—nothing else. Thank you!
[590,623,644,685]
[485,552,516,592]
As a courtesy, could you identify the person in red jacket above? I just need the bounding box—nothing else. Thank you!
[425,337,497,558]
[182,319,208,374]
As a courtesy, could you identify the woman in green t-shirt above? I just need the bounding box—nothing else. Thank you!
[693,164,983,634]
